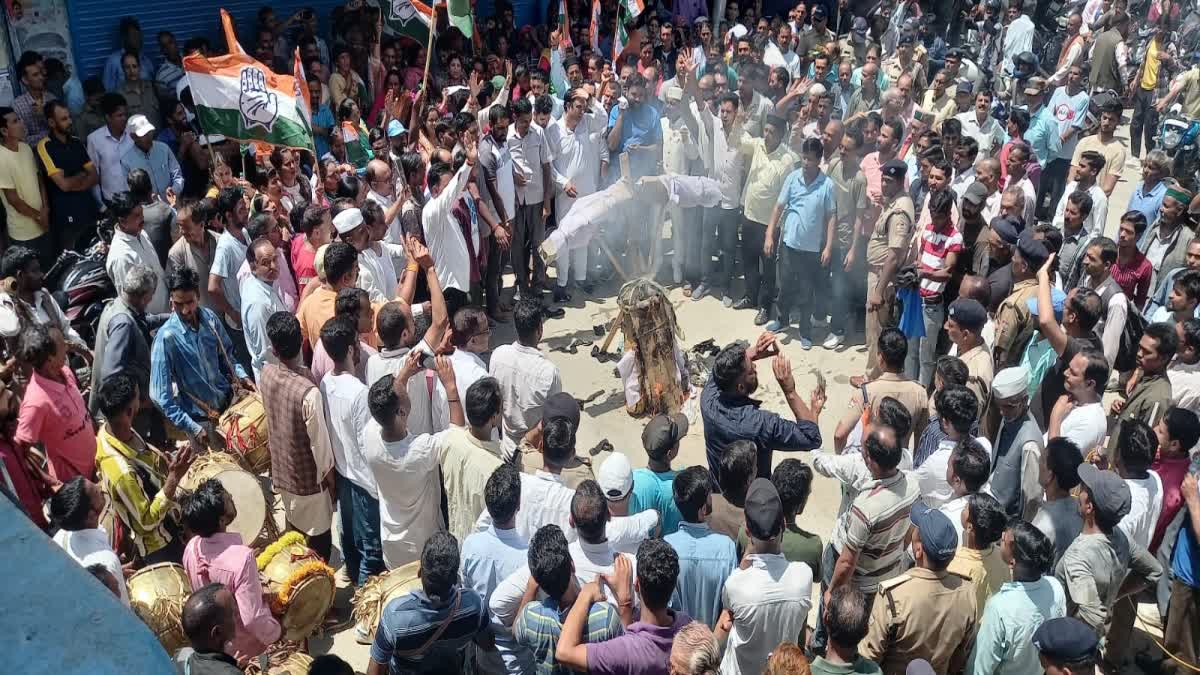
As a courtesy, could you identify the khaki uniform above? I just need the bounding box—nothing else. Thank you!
[515,438,596,489]
[839,372,929,449]
[861,567,979,675]
[992,278,1039,369]
[959,343,995,410]
[865,195,916,377]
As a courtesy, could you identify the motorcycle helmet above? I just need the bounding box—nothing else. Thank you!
[1012,51,1039,80]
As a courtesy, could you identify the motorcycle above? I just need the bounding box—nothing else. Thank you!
[44,218,116,346]
[1159,107,1200,191]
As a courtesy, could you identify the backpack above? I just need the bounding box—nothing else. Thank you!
[1115,309,1148,373]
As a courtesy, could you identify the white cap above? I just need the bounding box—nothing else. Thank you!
[808,83,827,98]
[992,366,1029,399]
[332,207,364,234]
[128,114,155,138]
[597,453,634,501]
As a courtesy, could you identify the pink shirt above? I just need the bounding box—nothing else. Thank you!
[182,532,281,660]
[310,340,377,383]
[15,366,95,481]
[1151,455,1193,553]
[290,235,318,298]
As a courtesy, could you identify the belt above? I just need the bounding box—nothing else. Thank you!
[922,294,944,305]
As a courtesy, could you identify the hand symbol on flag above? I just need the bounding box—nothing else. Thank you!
[239,67,279,131]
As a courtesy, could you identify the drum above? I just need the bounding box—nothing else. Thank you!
[127,563,192,654]
[351,561,422,642]
[258,532,336,641]
[179,453,276,549]
[220,392,271,474]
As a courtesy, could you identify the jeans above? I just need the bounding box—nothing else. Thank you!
[511,202,547,294]
[904,297,945,389]
[828,245,862,335]
[682,206,705,285]
[336,473,384,586]
[740,217,776,308]
[810,542,840,655]
[774,247,823,336]
[702,207,740,292]
[1131,87,1160,157]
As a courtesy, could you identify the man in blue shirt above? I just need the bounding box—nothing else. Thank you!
[630,413,685,535]
[150,266,251,451]
[369,531,495,674]
[120,114,183,203]
[764,137,837,348]
[1165,472,1200,672]
[606,73,661,181]
[700,335,823,486]
[1128,151,1170,234]
[1022,78,1062,169]
[102,17,155,92]
[664,466,736,627]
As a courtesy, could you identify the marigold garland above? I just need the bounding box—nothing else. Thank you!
[270,561,336,615]
[256,531,307,570]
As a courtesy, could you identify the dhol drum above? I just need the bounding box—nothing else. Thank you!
[351,561,422,643]
[219,392,271,474]
[179,452,278,549]
[257,532,336,641]
[243,648,313,675]
[127,563,192,653]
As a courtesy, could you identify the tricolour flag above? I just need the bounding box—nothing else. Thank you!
[613,5,629,62]
[221,9,246,55]
[556,0,573,49]
[385,0,435,47]
[620,0,646,19]
[589,0,602,51]
[447,0,473,38]
[184,52,313,151]
[293,48,312,135]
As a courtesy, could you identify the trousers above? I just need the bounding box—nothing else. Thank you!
[336,473,384,587]
[702,207,740,292]
[864,266,898,377]
[740,217,776,309]
[774,247,823,335]
[511,202,546,294]
[1130,86,1160,158]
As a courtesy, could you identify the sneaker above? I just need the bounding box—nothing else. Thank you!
[823,332,844,349]
[798,336,813,350]
[553,286,572,303]
[733,296,754,310]
[542,304,565,319]
[754,308,770,325]
[721,295,734,308]
[765,319,785,333]
[692,283,710,301]
[355,622,372,645]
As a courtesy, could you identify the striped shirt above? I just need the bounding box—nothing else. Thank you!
[370,586,491,674]
[515,598,624,674]
[832,471,921,592]
[94,425,175,558]
[918,220,963,298]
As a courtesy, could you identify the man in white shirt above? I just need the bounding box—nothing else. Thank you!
[318,315,383,586]
[362,350,463,571]
[687,88,748,304]
[508,98,553,303]
[762,23,802,79]
[913,386,987,508]
[1046,348,1109,456]
[1000,2,1035,76]
[1005,142,1037,227]
[238,236,287,381]
[545,87,608,301]
[364,158,406,245]
[478,417,577,542]
[489,298,562,459]
[935,439,993,544]
[1052,153,1108,239]
[717,478,813,675]
[105,191,168,314]
[422,143,477,293]
[955,90,1005,157]
[446,306,493,397]
[1112,420,1164,549]
[86,92,133,202]
[356,202,400,304]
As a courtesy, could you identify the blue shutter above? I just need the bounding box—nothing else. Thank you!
[67,0,347,81]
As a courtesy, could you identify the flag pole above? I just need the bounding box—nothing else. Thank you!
[421,3,438,95]
[183,55,221,172]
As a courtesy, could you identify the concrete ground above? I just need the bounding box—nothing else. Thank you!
[305,120,1170,673]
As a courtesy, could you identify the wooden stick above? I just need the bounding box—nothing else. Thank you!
[599,309,625,353]
[421,6,437,95]
[596,236,629,282]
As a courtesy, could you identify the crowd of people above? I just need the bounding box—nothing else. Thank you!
[6,0,1200,673]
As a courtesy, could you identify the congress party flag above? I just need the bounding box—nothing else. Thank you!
[184,52,314,151]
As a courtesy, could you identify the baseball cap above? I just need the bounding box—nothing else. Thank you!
[544,392,581,428]
[947,298,987,332]
[898,33,915,46]
[744,478,784,540]
[1027,287,1067,320]
[1078,464,1132,524]
[597,453,634,501]
[1032,617,1101,663]
[128,114,156,138]
[387,119,407,137]
[956,78,975,96]
[962,181,989,207]
[990,214,1023,245]
[910,502,958,565]
[642,413,689,459]
[811,4,827,19]
[332,207,364,234]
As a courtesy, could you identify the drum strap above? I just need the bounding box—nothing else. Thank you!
[391,589,463,658]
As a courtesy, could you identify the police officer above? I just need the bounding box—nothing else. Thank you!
[858,159,915,386]
[993,229,1049,369]
[1032,616,1101,675]
[862,503,978,674]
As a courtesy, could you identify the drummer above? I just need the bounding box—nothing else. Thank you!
[150,266,255,450]
[181,478,281,662]
[95,372,195,564]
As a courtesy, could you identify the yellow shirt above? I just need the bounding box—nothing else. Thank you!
[1141,38,1162,91]
[741,139,798,225]
[0,142,44,241]
[947,544,1011,620]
